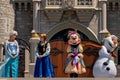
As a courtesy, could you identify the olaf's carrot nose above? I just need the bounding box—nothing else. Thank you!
[113,39,118,45]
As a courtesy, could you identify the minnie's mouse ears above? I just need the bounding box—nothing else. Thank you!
[63,30,80,42]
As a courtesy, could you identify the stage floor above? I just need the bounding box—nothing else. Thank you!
[0,78,120,80]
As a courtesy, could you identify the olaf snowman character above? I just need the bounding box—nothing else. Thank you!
[93,33,118,77]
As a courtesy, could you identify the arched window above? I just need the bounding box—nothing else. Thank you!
[109,2,113,10]
[49,0,54,5]
[89,0,92,5]
[115,2,119,10]
[15,3,19,11]
[27,3,31,11]
[21,3,25,11]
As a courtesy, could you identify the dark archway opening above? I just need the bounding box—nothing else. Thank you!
[16,38,30,77]
[50,28,89,41]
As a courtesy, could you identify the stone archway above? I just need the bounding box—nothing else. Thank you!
[47,21,100,77]
[47,21,99,42]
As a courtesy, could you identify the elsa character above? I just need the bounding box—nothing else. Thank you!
[0,31,19,77]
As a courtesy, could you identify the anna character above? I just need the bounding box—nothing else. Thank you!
[34,34,54,77]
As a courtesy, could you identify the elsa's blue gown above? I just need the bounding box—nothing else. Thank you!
[34,41,54,77]
[0,40,19,77]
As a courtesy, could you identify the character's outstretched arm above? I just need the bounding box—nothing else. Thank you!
[99,46,111,59]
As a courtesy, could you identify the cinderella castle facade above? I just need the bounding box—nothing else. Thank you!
[0,0,120,77]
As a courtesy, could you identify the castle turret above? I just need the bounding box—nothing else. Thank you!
[0,0,15,44]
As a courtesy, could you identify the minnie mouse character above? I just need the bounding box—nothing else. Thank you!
[64,31,86,77]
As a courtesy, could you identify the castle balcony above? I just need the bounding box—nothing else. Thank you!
[44,0,99,9]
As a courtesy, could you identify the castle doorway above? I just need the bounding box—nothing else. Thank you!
[49,29,100,77]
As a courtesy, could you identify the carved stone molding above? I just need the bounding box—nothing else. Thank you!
[64,0,74,9]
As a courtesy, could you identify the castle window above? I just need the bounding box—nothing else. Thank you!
[115,2,119,10]
[77,0,92,5]
[56,0,62,5]
[86,0,89,5]
[27,3,31,11]
[47,0,62,5]
[15,3,19,11]
[21,3,25,11]
[89,0,92,5]
[48,0,54,5]
[109,2,113,10]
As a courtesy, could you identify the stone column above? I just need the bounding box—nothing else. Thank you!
[74,0,77,6]
[29,38,39,63]
[0,44,4,63]
[99,0,109,39]
[24,49,30,77]
[102,1,108,32]
[0,0,14,46]
[29,63,35,77]
[29,31,40,63]
[29,30,39,77]
[33,0,41,33]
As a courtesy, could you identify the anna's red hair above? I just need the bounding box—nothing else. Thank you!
[40,34,47,41]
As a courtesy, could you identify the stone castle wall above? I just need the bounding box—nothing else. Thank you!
[0,0,14,44]
[13,0,33,42]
